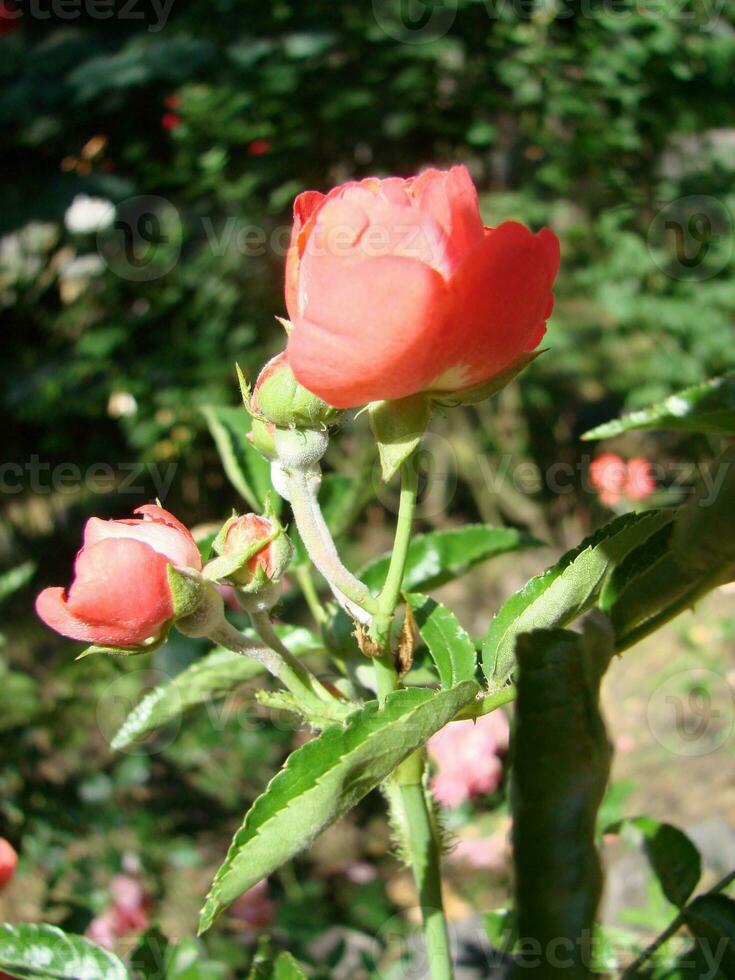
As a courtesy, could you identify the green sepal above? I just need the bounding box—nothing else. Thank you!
[235,362,251,406]
[167,566,205,618]
[76,632,169,660]
[369,393,432,483]
[431,349,545,406]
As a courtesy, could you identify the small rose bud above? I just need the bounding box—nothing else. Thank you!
[35,505,204,652]
[209,511,293,593]
[0,838,18,891]
[250,351,343,430]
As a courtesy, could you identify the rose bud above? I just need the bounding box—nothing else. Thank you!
[35,505,204,651]
[284,165,559,408]
[206,511,293,594]
[0,837,18,890]
[250,350,343,429]
[247,416,278,462]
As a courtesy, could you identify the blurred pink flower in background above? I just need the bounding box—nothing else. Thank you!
[589,453,655,507]
[0,838,18,890]
[625,457,656,500]
[227,879,276,931]
[451,831,510,872]
[427,711,510,808]
[85,874,150,950]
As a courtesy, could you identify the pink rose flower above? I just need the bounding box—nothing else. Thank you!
[35,505,201,647]
[427,710,510,808]
[228,880,276,930]
[284,165,559,408]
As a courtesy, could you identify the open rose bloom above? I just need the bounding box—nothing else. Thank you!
[427,709,510,808]
[285,165,559,408]
[35,505,202,648]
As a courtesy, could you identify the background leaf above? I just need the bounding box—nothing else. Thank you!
[683,894,735,979]
[112,626,323,750]
[0,923,127,980]
[405,593,477,689]
[582,373,735,440]
[198,680,479,931]
[606,817,702,909]
[202,405,275,513]
[360,524,541,594]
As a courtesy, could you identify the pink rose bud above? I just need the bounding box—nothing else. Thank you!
[209,512,293,592]
[250,350,342,430]
[35,505,203,649]
[0,837,18,890]
[284,165,559,408]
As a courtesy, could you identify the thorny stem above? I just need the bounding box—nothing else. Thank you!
[371,454,454,980]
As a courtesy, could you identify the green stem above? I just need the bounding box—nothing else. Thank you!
[371,455,453,978]
[372,456,420,701]
[397,751,454,980]
[209,617,331,716]
[286,467,379,617]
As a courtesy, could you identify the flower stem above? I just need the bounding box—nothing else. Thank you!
[372,455,454,980]
[286,467,379,617]
[208,617,331,716]
[294,563,328,625]
[397,751,454,980]
[372,455,419,701]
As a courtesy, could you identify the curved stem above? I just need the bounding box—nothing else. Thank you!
[208,617,330,716]
[286,467,379,617]
[249,610,335,706]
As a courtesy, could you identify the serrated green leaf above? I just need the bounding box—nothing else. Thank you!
[582,373,735,440]
[483,510,670,685]
[0,923,128,979]
[512,622,614,978]
[247,940,306,980]
[202,405,277,513]
[368,394,431,483]
[198,680,479,932]
[361,524,541,594]
[111,626,323,750]
[405,593,477,688]
[606,817,701,908]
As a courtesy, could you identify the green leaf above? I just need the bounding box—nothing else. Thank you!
[361,524,541,594]
[247,939,307,980]
[0,561,35,604]
[0,923,128,979]
[483,510,670,686]
[198,680,479,932]
[582,373,735,440]
[202,405,276,513]
[405,593,477,688]
[683,894,735,979]
[605,817,701,908]
[368,394,431,483]
[111,626,323,750]
[512,620,614,979]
